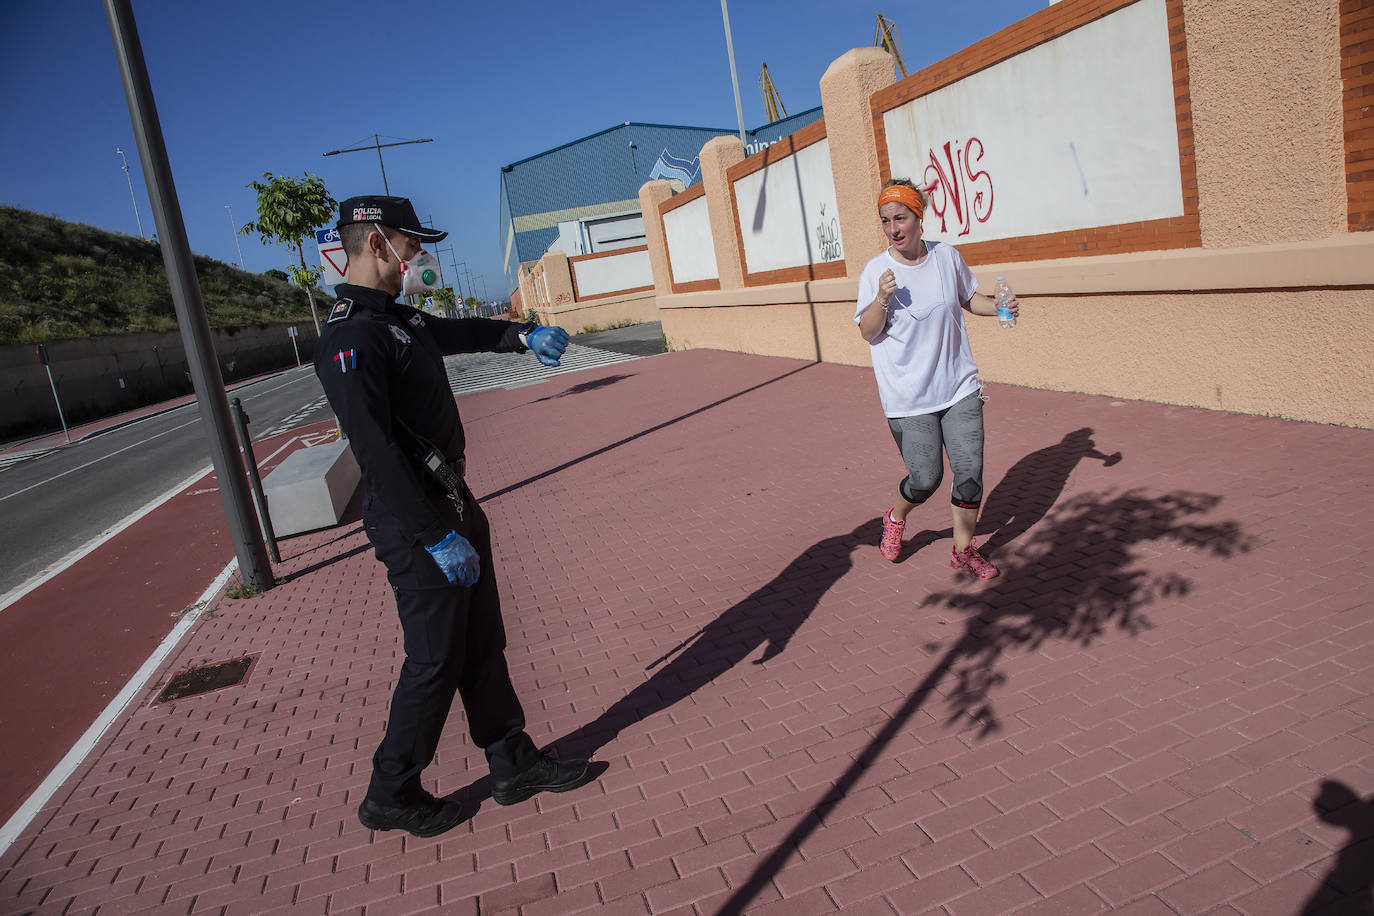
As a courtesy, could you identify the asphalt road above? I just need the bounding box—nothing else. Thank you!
[0,365,332,598]
[0,321,666,600]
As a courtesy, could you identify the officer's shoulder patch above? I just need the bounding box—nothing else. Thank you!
[326,298,355,324]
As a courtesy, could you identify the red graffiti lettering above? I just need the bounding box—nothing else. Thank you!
[922,137,995,237]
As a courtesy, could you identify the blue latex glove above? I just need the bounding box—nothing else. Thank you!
[528,326,569,367]
[424,530,480,587]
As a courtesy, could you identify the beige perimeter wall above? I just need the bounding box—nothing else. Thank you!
[644,0,1374,429]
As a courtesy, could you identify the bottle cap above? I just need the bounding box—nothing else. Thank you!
[996,274,1006,282]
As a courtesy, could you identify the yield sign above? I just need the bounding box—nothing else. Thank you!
[316,227,348,285]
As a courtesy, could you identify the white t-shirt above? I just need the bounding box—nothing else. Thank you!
[854,241,981,418]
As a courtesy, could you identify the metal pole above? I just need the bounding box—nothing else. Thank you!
[375,134,389,195]
[225,204,245,269]
[230,398,280,564]
[105,0,274,590]
[720,0,749,146]
[43,365,71,444]
[116,147,146,239]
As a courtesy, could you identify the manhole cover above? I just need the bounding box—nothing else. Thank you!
[153,654,258,704]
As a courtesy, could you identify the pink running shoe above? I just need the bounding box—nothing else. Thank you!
[879,508,905,562]
[951,542,999,579]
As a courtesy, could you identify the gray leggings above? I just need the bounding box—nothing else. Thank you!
[887,391,985,509]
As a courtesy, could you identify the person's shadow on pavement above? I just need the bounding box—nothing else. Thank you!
[893,426,1121,562]
[453,519,881,804]
[554,517,881,759]
[1301,780,1374,914]
[977,426,1121,557]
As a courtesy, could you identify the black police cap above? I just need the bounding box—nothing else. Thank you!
[337,195,448,242]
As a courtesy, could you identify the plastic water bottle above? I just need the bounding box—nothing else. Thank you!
[994,275,1016,329]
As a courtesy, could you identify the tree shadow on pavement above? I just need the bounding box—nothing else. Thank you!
[1301,780,1374,914]
[714,485,1254,915]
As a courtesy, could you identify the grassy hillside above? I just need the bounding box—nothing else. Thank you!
[0,206,330,345]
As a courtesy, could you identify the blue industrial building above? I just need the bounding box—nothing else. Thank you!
[498,109,823,295]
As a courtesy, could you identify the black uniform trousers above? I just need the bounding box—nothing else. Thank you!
[363,483,539,806]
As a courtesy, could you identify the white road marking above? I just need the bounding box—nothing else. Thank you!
[0,416,201,503]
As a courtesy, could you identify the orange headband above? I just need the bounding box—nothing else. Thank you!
[877,185,926,217]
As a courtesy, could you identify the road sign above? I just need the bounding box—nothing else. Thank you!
[316,227,348,285]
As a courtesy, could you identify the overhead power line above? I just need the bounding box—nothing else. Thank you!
[322,134,434,195]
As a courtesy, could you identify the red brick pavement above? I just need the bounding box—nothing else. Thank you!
[1,348,1371,914]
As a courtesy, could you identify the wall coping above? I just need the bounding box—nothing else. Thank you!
[970,234,1374,295]
[657,234,1374,309]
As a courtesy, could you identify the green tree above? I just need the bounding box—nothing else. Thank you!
[431,287,456,317]
[240,172,335,333]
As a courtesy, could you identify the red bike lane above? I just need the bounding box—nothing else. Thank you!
[0,422,333,827]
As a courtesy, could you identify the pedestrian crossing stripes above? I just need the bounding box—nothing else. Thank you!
[262,395,331,439]
[258,344,648,439]
[0,446,59,471]
[442,343,646,397]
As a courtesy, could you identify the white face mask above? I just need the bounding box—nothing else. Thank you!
[379,225,441,296]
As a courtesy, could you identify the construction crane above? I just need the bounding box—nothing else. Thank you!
[759,62,788,123]
[874,13,908,79]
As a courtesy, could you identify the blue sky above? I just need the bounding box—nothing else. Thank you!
[0,0,1044,301]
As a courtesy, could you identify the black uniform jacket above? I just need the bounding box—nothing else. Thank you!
[313,283,529,551]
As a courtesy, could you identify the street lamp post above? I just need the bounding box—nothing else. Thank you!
[105,0,274,590]
[115,146,146,239]
[720,0,748,146]
[225,204,245,269]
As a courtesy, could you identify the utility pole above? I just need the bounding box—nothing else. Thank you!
[322,134,433,195]
[225,204,245,269]
[437,245,464,314]
[106,0,274,591]
[115,146,146,239]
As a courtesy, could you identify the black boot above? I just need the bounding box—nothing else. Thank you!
[491,753,595,805]
[358,791,467,837]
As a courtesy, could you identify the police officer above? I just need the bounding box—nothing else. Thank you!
[314,195,593,838]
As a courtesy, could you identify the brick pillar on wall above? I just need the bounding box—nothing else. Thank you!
[819,47,898,279]
[516,267,535,317]
[698,135,747,290]
[638,179,676,296]
[537,251,574,313]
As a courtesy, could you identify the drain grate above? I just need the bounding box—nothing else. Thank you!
[153,654,258,704]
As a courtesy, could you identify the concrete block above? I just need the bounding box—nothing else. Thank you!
[263,440,360,537]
